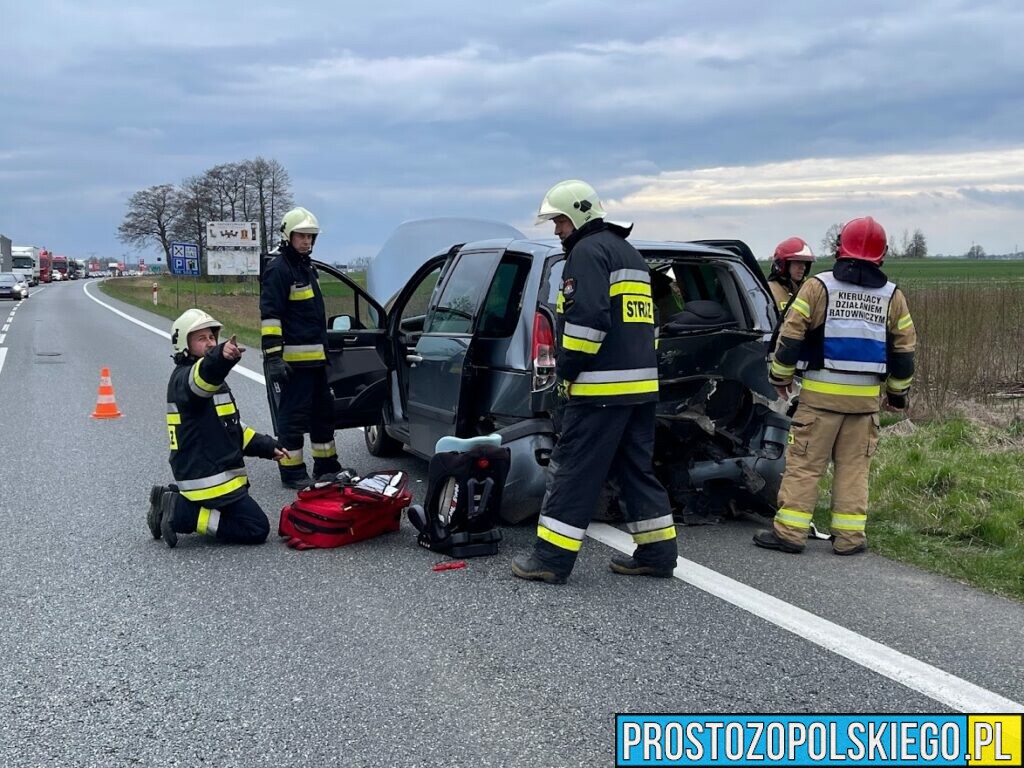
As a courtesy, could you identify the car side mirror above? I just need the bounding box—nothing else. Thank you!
[330,314,354,331]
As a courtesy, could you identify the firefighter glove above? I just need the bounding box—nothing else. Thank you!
[556,378,571,402]
[266,355,292,386]
[886,391,908,410]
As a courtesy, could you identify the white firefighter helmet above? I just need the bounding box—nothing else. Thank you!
[171,308,222,355]
[280,206,320,244]
[535,180,606,230]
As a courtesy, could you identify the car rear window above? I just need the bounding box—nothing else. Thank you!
[0,275,16,285]
[476,253,531,338]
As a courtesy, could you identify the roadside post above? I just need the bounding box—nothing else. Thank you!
[152,282,158,306]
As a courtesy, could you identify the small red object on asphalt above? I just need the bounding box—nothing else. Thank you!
[432,561,467,571]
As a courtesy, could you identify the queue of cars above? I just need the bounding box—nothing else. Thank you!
[261,219,790,524]
[0,273,31,300]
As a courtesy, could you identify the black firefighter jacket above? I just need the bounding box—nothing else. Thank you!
[259,245,329,368]
[167,343,279,506]
[556,220,659,406]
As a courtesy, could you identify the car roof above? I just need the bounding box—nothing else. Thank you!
[498,237,750,260]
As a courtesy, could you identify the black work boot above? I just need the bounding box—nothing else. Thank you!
[160,491,179,549]
[281,474,313,491]
[609,555,676,578]
[147,484,171,539]
[753,529,805,554]
[511,553,568,585]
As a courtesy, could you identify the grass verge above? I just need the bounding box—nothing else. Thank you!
[813,417,1024,601]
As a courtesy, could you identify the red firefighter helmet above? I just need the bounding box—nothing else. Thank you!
[773,236,815,267]
[837,216,887,264]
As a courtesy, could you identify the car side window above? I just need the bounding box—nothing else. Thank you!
[476,253,531,338]
[425,251,501,334]
[399,264,444,334]
[318,268,376,329]
[672,263,726,304]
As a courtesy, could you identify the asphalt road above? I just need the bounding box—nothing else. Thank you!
[0,281,1021,768]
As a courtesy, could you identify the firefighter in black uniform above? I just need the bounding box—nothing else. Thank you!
[260,206,342,489]
[148,309,287,548]
[511,180,679,584]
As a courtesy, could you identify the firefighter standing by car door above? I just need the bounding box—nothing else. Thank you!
[260,207,342,489]
[768,237,815,315]
[754,216,916,555]
[511,180,678,585]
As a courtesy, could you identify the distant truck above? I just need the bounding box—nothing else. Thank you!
[12,246,42,286]
[39,249,52,283]
[52,255,69,280]
[69,259,86,280]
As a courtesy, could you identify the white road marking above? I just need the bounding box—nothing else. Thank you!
[82,280,265,384]
[0,348,6,377]
[0,334,5,344]
[1,324,9,332]
[81,279,1022,714]
[589,523,1024,713]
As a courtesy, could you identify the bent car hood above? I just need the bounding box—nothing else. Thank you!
[367,218,524,305]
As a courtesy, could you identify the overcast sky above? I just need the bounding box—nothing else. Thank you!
[2,0,1023,266]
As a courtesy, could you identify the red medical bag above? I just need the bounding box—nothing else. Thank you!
[278,470,411,550]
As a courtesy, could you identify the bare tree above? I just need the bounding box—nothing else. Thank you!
[118,184,181,262]
[821,223,842,259]
[120,157,293,263]
[906,229,928,259]
[171,174,215,265]
[266,160,293,252]
[245,157,293,252]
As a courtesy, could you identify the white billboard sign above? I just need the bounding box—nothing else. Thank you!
[207,249,260,276]
[206,221,260,248]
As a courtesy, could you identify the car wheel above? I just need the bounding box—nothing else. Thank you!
[364,416,402,457]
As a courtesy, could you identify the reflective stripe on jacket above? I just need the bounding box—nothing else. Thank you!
[555,220,659,405]
[167,345,277,505]
[259,246,328,367]
[815,271,895,375]
[769,262,916,414]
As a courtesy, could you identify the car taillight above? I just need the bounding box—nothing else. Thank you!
[532,311,556,391]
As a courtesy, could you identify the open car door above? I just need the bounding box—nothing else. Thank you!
[260,255,391,435]
[404,246,507,457]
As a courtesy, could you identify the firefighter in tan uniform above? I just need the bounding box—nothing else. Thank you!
[754,217,916,555]
[768,236,815,316]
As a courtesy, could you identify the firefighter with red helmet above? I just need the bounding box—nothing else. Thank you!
[768,236,815,315]
[755,217,916,555]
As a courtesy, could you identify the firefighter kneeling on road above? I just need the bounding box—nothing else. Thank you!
[147,309,288,548]
[511,180,679,585]
[755,216,916,556]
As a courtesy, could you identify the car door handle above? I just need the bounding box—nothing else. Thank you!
[342,335,359,343]
[405,354,423,364]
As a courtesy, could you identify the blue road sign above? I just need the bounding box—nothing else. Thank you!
[169,242,201,276]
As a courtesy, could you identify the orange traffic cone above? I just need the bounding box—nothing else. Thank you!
[91,367,123,419]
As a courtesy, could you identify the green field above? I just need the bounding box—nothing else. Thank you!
[774,257,1024,284]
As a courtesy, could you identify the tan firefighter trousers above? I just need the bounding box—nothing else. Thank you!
[773,403,880,552]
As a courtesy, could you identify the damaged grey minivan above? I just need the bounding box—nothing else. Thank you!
[263,219,790,524]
